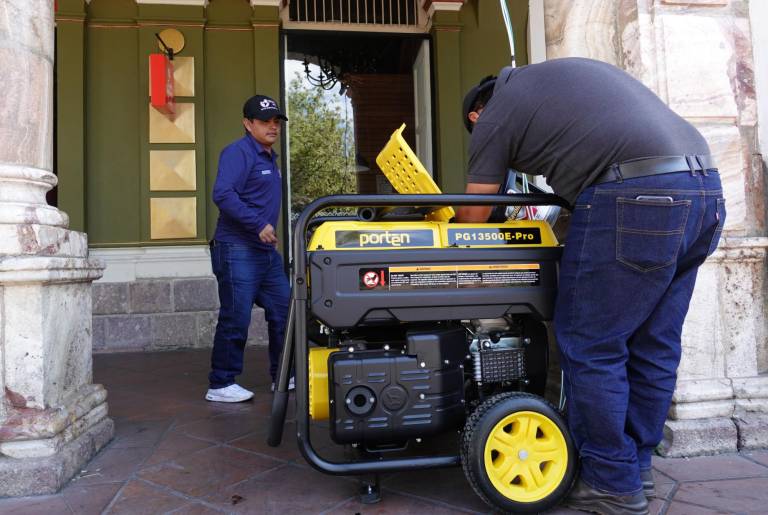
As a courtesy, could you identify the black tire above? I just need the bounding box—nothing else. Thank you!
[461,392,576,514]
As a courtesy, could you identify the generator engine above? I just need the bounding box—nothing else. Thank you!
[327,327,467,445]
[468,318,527,385]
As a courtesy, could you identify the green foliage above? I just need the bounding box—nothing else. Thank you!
[287,74,356,213]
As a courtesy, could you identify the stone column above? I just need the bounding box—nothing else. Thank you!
[543,0,768,455]
[0,0,112,496]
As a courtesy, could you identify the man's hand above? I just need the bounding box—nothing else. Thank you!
[455,182,501,222]
[259,224,278,245]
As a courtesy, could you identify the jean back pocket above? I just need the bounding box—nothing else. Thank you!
[616,197,691,272]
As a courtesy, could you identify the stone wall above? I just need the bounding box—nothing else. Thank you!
[91,277,268,352]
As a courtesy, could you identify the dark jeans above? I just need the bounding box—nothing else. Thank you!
[208,241,290,389]
[554,170,725,495]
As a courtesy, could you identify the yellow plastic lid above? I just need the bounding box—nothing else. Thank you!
[375,124,455,222]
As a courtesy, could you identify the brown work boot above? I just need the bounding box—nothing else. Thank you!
[640,469,656,498]
[565,479,649,515]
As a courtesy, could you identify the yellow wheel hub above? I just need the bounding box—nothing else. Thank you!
[483,410,568,503]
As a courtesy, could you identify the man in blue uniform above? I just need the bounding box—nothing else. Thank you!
[458,58,725,514]
[205,95,292,403]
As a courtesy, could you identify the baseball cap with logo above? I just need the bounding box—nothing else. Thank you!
[462,75,496,133]
[243,95,288,122]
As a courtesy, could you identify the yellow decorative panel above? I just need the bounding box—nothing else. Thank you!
[149,102,195,143]
[150,197,197,239]
[150,150,197,191]
[173,57,195,97]
[148,56,194,97]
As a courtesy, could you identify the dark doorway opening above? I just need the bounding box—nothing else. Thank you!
[284,31,432,222]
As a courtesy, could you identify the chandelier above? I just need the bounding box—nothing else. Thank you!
[302,56,342,91]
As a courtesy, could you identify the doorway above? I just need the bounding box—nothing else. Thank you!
[281,31,432,249]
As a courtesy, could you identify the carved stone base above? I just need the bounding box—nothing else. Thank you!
[0,417,113,497]
[659,417,738,458]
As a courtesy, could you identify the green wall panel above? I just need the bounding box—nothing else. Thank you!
[206,0,254,26]
[85,26,141,244]
[432,0,529,193]
[56,11,86,232]
[86,0,137,21]
[431,12,464,194]
[204,29,256,240]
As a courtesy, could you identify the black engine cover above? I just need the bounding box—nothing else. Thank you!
[329,327,467,444]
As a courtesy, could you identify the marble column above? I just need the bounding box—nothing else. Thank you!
[543,0,768,456]
[0,0,112,496]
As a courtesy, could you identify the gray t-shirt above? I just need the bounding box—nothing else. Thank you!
[467,57,710,204]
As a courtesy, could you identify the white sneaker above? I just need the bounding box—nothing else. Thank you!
[271,377,295,392]
[205,383,254,403]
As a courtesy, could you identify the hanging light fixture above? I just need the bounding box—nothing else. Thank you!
[302,56,341,91]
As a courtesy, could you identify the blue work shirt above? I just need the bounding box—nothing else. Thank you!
[212,134,282,250]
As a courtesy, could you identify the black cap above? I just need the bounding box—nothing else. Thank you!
[462,75,496,133]
[243,95,288,121]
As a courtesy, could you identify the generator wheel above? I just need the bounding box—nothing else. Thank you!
[461,392,575,514]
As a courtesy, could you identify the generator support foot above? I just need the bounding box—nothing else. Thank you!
[359,474,382,504]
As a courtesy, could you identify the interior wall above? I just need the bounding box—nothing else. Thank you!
[347,73,416,193]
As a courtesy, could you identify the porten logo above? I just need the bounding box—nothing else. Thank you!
[359,231,411,247]
[335,229,433,248]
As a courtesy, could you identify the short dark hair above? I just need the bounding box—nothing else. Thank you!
[462,75,497,133]
[472,77,496,111]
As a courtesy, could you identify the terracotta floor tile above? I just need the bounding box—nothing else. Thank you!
[665,500,732,514]
[111,418,174,449]
[652,479,676,502]
[652,454,768,482]
[137,445,282,498]
[382,466,490,513]
[228,421,303,462]
[669,477,768,514]
[105,480,188,515]
[331,490,484,514]
[174,411,270,443]
[105,390,156,416]
[69,446,155,486]
[60,482,122,514]
[648,496,671,515]
[140,431,217,468]
[0,494,73,515]
[203,463,358,514]
[168,502,227,514]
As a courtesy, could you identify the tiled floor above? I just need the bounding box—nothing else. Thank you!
[1,348,767,514]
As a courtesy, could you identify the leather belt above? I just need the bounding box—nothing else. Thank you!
[593,155,716,185]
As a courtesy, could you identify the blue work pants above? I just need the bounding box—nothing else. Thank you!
[209,241,290,389]
[554,170,725,495]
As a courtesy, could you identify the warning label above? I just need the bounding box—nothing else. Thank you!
[362,264,541,291]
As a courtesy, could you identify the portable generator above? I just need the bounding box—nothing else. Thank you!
[268,125,576,513]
